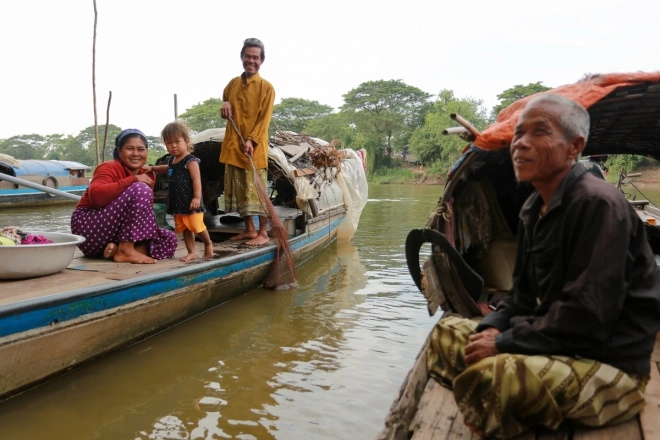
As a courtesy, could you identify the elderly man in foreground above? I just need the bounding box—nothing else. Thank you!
[427,94,660,439]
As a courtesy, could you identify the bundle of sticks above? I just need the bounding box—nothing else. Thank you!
[309,140,345,170]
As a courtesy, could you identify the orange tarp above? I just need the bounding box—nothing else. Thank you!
[474,71,660,151]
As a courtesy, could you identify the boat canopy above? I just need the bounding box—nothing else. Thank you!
[0,159,91,177]
[474,71,660,161]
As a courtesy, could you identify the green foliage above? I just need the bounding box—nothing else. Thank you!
[604,155,644,183]
[0,134,52,159]
[178,98,224,134]
[491,81,551,121]
[368,167,420,184]
[304,112,358,146]
[146,136,167,166]
[409,89,489,169]
[341,79,432,171]
[271,98,333,135]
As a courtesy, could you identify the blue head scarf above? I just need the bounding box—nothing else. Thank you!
[113,129,148,160]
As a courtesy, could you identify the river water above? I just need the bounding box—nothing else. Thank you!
[0,184,443,440]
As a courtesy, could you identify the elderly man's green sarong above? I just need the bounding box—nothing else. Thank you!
[427,315,649,439]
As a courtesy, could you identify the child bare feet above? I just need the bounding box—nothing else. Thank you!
[180,253,197,262]
[203,242,214,259]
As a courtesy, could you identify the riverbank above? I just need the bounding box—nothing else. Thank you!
[368,165,660,189]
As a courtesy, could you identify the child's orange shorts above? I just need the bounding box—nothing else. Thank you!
[174,213,207,233]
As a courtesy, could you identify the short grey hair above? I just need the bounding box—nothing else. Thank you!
[241,38,265,61]
[525,94,590,142]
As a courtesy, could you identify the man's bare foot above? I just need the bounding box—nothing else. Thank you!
[103,243,117,259]
[203,243,214,259]
[113,243,156,264]
[245,234,269,246]
[230,231,258,241]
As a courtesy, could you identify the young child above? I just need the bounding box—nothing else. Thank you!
[145,122,213,261]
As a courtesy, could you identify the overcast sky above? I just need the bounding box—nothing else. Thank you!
[1,0,658,140]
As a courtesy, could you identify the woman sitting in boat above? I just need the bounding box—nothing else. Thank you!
[70,129,178,264]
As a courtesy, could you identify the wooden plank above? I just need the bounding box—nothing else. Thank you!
[377,337,433,440]
[410,379,469,439]
[572,417,641,440]
[535,427,570,439]
[293,168,316,177]
[651,333,660,362]
[640,361,660,440]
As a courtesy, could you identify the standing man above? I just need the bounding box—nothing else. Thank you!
[220,38,275,246]
[427,94,660,439]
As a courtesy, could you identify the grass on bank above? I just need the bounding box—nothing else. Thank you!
[368,167,425,184]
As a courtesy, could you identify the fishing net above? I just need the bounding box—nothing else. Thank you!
[228,118,298,290]
[249,158,298,290]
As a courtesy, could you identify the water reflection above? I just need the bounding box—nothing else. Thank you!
[0,184,442,440]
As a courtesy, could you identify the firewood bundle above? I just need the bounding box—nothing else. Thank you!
[309,140,345,170]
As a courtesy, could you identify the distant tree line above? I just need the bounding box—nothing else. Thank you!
[0,79,646,176]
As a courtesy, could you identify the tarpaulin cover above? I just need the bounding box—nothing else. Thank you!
[474,71,660,151]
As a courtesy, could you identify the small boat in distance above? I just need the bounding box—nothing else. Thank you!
[0,154,90,208]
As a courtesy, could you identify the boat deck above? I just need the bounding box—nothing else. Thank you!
[0,222,274,306]
[379,332,660,440]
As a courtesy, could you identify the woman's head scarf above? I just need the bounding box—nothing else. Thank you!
[113,129,148,160]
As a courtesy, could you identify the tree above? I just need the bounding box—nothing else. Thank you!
[341,80,431,171]
[271,98,334,135]
[304,112,360,148]
[178,98,224,134]
[491,81,551,120]
[0,134,51,160]
[410,89,489,170]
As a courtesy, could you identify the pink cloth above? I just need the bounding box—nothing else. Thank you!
[21,235,54,245]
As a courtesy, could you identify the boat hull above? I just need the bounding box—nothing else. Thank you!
[0,187,87,208]
[0,215,342,400]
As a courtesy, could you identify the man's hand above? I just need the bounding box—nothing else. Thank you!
[220,102,233,120]
[243,139,255,158]
[464,327,500,365]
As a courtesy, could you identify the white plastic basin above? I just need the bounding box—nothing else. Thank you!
[0,232,86,280]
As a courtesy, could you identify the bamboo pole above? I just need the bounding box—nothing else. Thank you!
[174,94,178,120]
[92,0,100,166]
[0,173,82,201]
[450,113,480,140]
[442,127,469,136]
[102,91,112,161]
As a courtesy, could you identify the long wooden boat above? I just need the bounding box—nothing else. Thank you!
[379,72,660,439]
[0,155,90,208]
[0,130,368,401]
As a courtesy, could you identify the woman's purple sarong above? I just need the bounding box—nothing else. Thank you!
[71,182,177,260]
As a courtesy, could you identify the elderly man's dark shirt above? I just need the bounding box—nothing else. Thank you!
[478,163,660,375]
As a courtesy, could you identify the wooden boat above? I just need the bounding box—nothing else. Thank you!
[0,155,90,208]
[379,73,660,439]
[0,130,368,401]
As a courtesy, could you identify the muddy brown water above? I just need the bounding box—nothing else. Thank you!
[0,184,657,439]
[0,184,443,440]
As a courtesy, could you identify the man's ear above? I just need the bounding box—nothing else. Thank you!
[568,136,586,161]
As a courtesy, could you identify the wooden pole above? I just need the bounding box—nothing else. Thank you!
[174,94,178,120]
[92,0,100,166]
[102,91,112,161]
